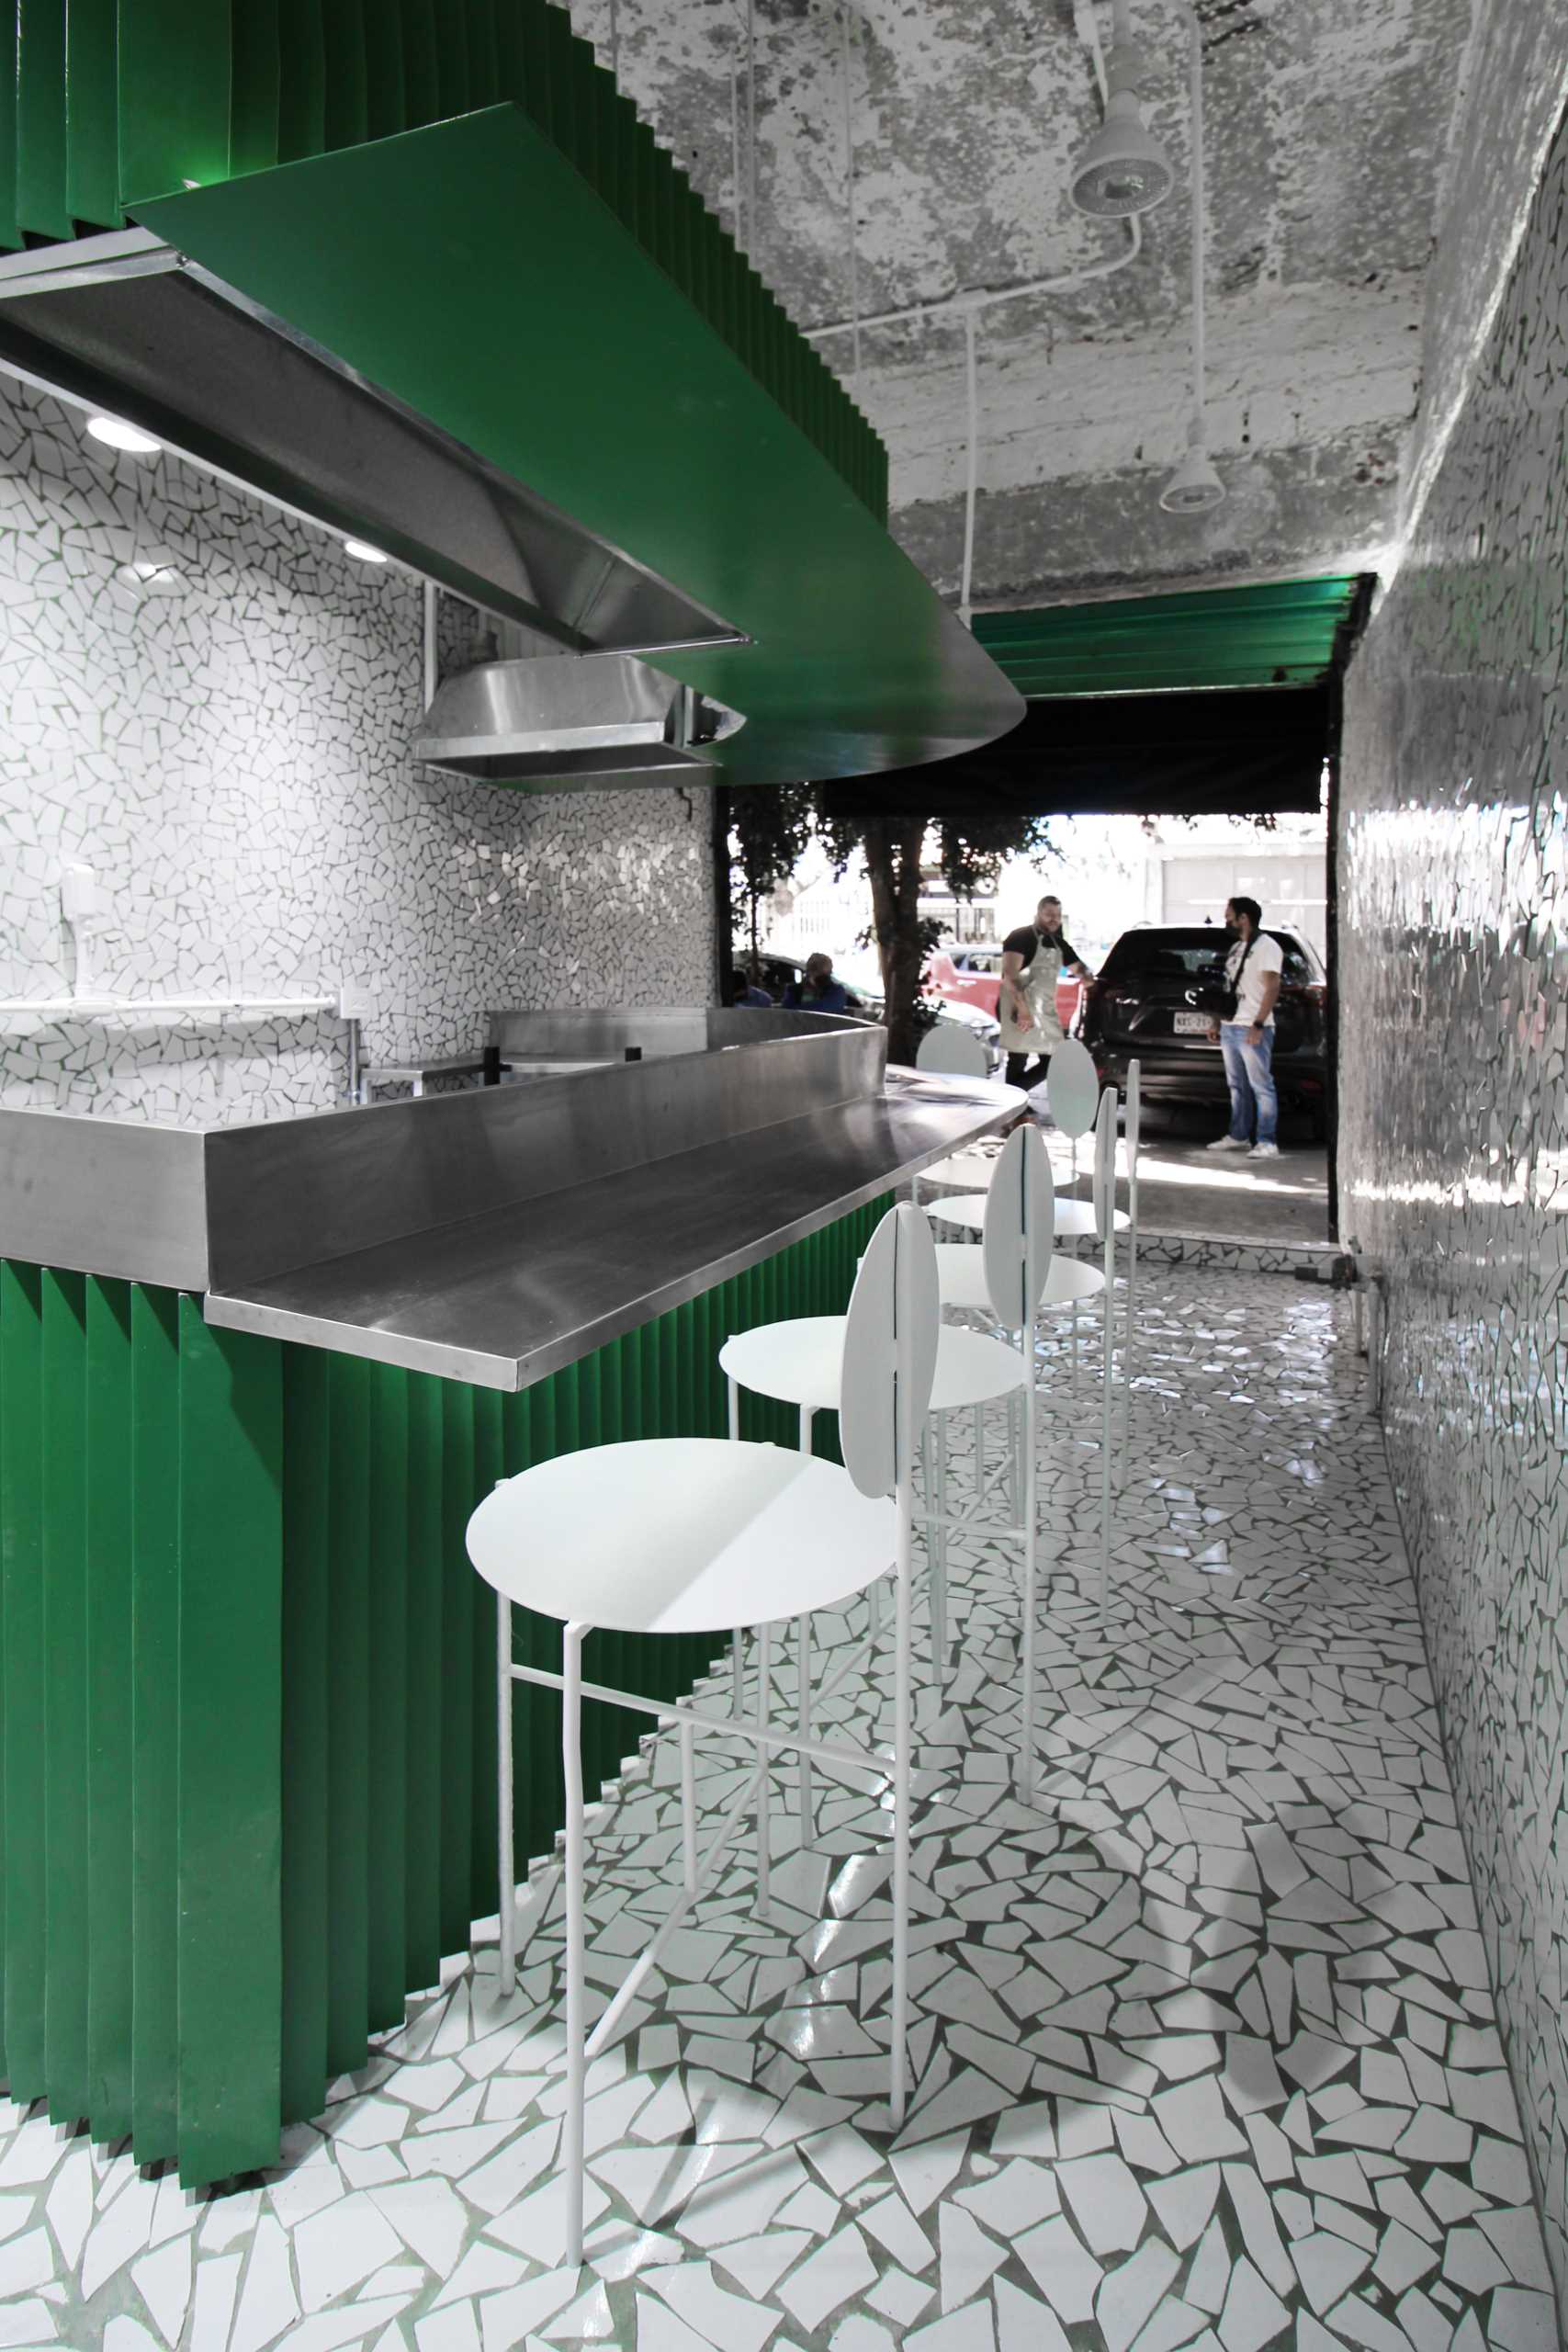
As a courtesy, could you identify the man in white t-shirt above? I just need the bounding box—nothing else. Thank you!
[1205,895,1283,1159]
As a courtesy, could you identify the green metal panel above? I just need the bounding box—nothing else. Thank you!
[41,1268,88,2121]
[63,0,118,231]
[16,0,71,241]
[130,1284,180,2163]
[975,576,1363,699]
[325,1353,369,2076]
[127,111,1018,786]
[279,1343,330,2126]
[0,1264,45,2095]
[85,1277,133,2140]
[0,1195,888,2186]
[367,1363,410,2033]
[116,0,231,205]
[175,1302,283,2188]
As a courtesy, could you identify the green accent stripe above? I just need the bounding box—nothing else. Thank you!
[42,1268,88,2121]
[130,1285,181,2164]
[85,1277,134,2141]
[175,1304,283,2187]
[1,1264,45,2095]
[975,575,1363,698]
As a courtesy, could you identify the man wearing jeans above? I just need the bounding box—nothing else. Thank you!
[1206,896,1283,1159]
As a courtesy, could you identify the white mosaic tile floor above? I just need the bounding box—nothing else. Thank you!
[0,1270,1559,2352]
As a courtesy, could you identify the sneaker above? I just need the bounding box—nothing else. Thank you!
[1206,1135,1251,1152]
[1248,1141,1280,1159]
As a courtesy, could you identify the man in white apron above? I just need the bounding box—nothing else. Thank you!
[999,895,1092,1090]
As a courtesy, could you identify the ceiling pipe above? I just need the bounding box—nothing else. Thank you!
[1161,9,1225,514]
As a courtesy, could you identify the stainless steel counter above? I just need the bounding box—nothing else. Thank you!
[0,1010,1017,1390]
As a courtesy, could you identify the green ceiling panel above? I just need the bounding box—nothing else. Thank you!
[130,108,1021,786]
[975,577,1366,699]
[3,1,885,525]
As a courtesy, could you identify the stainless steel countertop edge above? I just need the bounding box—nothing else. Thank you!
[201,1079,1018,1389]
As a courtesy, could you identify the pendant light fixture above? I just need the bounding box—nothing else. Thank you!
[1160,9,1226,514]
[1069,1,1175,219]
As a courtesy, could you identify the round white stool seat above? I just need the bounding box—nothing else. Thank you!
[927,1192,1130,1238]
[721,1315,1028,1417]
[921,1148,1004,1190]
[467,1438,893,1635]
[936,1242,1105,1314]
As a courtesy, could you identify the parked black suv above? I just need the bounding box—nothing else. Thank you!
[1078,924,1330,1136]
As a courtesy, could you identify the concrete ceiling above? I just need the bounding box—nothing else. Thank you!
[577,0,1477,609]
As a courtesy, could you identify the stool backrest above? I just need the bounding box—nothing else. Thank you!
[1046,1037,1099,1138]
[1093,1083,1119,1245]
[981,1123,1055,1332]
[916,1022,989,1079]
[840,1202,940,1498]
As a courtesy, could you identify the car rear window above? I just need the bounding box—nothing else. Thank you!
[1100,928,1318,984]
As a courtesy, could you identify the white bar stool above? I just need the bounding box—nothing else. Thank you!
[466,1202,940,2268]
[719,1296,1036,1801]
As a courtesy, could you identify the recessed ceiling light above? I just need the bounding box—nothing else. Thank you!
[86,414,162,457]
[344,538,389,564]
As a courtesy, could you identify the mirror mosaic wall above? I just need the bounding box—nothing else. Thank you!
[1339,101,1568,2326]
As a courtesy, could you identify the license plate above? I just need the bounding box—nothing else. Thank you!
[1173,1011,1212,1035]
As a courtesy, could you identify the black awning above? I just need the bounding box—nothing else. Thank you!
[816,684,1328,821]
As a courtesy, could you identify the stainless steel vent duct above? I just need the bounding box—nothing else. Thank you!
[413,651,745,788]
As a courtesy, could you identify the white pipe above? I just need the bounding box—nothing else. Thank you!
[805,212,1142,342]
[840,1,861,375]
[1187,6,1207,439]
[422,582,438,708]
[959,311,978,627]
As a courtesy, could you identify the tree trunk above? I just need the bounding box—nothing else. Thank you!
[863,816,928,1066]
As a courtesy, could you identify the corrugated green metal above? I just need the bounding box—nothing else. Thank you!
[0,1193,884,2186]
[975,576,1363,697]
[1,1,885,523]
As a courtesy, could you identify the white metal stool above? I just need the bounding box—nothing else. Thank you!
[719,1302,1036,1809]
[466,1203,940,2267]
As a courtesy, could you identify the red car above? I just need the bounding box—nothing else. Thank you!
[925,947,1081,1034]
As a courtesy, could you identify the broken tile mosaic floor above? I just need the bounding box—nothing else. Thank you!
[0,1269,1556,2351]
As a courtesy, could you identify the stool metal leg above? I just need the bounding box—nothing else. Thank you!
[680,1719,698,1895]
[756,1623,773,1910]
[498,1594,515,1984]
[562,1621,588,2270]
[796,1615,812,1841]
[1100,1228,1115,1623]
[891,1483,913,2130]
[728,1375,744,1714]
[796,1407,815,1829]
[1021,1316,1039,1800]
[931,1411,948,1683]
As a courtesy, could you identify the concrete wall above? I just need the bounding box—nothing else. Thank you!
[0,375,714,1126]
[1338,90,1568,2326]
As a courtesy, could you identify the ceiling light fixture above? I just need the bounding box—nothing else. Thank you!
[1161,10,1226,515]
[86,413,162,456]
[1070,1,1174,219]
[344,538,389,563]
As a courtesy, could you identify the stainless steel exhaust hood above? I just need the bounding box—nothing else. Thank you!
[415,652,744,789]
[0,110,1023,790]
[0,227,745,662]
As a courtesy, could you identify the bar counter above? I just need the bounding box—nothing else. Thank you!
[0,1012,1014,2188]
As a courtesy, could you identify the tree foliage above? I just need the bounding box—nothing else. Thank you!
[729,778,1051,1066]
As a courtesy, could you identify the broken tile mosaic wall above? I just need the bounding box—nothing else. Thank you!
[0,373,714,1126]
[1338,98,1568,2335]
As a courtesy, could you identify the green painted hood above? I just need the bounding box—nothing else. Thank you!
[0,107,1021,791]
